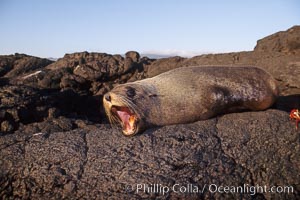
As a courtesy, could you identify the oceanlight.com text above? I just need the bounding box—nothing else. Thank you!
[125,183,294,196]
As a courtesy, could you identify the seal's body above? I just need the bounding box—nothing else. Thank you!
[103,66,278,136]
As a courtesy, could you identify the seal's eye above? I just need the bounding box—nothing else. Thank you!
[126,87,136,98]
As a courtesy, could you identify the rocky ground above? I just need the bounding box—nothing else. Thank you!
[0,26,300,199]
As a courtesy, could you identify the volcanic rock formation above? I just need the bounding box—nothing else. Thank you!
[0,26,300,199]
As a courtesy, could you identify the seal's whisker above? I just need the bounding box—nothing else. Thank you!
[105,106,119,126]
[110,114,121,125]
[115,95,134,111]
[117,95,145,119]
[109,117,122,130]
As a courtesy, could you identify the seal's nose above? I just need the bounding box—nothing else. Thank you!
[104,94,111,102]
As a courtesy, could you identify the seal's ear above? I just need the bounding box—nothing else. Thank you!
[149,94,158,98]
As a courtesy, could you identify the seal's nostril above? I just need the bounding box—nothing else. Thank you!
[105,94,111,102]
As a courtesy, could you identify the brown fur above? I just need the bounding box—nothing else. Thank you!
[103,66,278,135]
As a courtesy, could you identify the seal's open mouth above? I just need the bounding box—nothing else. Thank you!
[111,106,137,136]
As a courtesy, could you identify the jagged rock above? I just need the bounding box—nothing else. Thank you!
[0,86,104,136]
[125,51,140,63]
[37,69,69,89]
[46,51,138,82]
[0,86,43,129]
[1,120,14,133]
[254,26,300,53]
[73,63,103,81]
[277,62,300,94]
[0,53,52,78]
[48,107,60,119]
[60,73,91,92]
[146,56,186,78]
[0,110,299,199]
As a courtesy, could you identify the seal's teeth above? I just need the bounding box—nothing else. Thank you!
[129,115,135,125]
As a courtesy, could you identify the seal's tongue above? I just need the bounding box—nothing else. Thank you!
[116,107,135,133]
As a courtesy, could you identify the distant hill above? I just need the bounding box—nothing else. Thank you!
[47,57,58,61]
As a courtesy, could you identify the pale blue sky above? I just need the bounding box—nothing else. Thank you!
[0,0,299,58]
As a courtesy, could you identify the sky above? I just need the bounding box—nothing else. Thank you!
[0,0,299,58]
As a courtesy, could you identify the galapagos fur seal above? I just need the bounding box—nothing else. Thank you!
[103,66,278,136]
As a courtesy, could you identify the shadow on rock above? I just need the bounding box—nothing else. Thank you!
[276,94,300,112]
[0,86,105,135]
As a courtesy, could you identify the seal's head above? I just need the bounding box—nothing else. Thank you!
[103,83,154,136]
